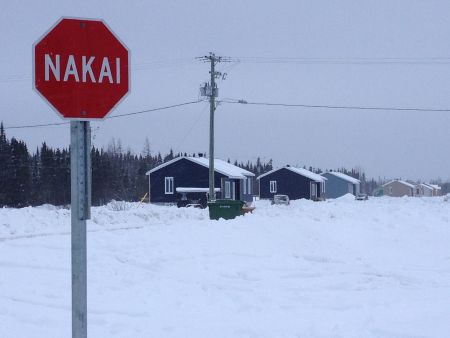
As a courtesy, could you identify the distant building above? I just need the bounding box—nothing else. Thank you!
[321,171,360,198]
[428,184,442,196]
[417,183,433,197]
[383,180,416,197]
[257,166,326,201]
[416,183,442,197]
[145,156,254,205]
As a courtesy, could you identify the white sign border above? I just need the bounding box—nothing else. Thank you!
[32,16,131,121]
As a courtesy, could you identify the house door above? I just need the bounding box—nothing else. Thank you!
[310,182,317,199]
[232,182,236,200]
[224,181,231,199]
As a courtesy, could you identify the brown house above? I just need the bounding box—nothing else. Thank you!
[383,180,416,197]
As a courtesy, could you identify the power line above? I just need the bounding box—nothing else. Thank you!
[227,56,450,65]
[220,99,450,113]
[173,102,209,152]
[107,100,202,119]
[2,55,449,83]
[4,121,69,130]
[4,100,203,130]
[0,58,199,83]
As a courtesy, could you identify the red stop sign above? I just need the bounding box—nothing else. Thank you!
[33,18,130,120]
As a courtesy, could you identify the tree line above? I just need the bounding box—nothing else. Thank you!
[1,122,383,207]
[0,124,275,207]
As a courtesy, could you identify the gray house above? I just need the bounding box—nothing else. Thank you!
[321,171,360,198]
[383,180,415,197]
[416,183,442,197]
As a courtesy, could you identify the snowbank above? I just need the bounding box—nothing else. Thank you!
[1,197,450,337]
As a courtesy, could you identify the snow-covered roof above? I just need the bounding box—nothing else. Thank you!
[188,157,254,178]
[145,156,254,179]
[323,171,360,184]
[428,184,442,190]
[419,183,434,190]
[382,180,416,189]
[257,166,326,182]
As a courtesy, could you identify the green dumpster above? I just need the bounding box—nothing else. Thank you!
[208,199,244,220]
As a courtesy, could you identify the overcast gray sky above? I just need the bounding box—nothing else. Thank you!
[1,0,450,181]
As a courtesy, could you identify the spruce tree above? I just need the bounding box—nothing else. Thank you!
[0,123,9,206]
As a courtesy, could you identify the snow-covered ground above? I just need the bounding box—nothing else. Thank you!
[1,196,450,337]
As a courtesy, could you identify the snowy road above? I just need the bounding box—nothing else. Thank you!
[1,197,450,337]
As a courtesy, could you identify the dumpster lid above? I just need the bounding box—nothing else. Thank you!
[176,187,220,193]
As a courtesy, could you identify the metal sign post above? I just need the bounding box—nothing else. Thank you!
[70,121,91,338]
[34,18,129,338]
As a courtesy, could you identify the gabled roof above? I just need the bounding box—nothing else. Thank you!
[145,156,254,179]
[382,180,416,189]
[257,166,326,183]
[323,171,360,184]
[419,183,434,190]
[420,183,441,190]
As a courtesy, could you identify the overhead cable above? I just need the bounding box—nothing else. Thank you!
[220,99,450,112]
[4,100,203,130]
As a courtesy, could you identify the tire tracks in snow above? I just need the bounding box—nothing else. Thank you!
[0,225,147,243]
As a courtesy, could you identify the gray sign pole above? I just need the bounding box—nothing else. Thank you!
[70,121,91,338]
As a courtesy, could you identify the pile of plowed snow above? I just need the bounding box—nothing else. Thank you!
[1,196,450,337]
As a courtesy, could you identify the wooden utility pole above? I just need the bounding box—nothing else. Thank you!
[197,53,228,201]
[208,54,217,201]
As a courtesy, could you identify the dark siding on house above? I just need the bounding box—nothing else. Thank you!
[241,176,254,203]
[150,158,225,203]
[219,176,253,203]
[259,168,321,200]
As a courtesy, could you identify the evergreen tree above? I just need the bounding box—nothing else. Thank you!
[40,143,56,204]
[30,148,42,205]
[163,148,174,162]
[0,122,10,206]
[8,138,31,206]
[156,152,163,165]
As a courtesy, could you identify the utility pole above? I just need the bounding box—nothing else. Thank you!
[208,54,217,202]
[197,53,229,201]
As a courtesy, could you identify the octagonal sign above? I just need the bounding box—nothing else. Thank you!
[33,17,130,120]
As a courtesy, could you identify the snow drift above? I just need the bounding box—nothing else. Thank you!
[1,196,450,337]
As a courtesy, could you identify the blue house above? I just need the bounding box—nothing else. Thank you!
[145,156,255,206]
[321,171,360,198]
[257,166,326,201]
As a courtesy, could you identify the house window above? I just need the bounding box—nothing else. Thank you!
[243,178,247,194]
[389,186,393,194]
[270,180,277,193]
[164,177,174,194]
[225,181,231,198]
[248,179,252,195]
